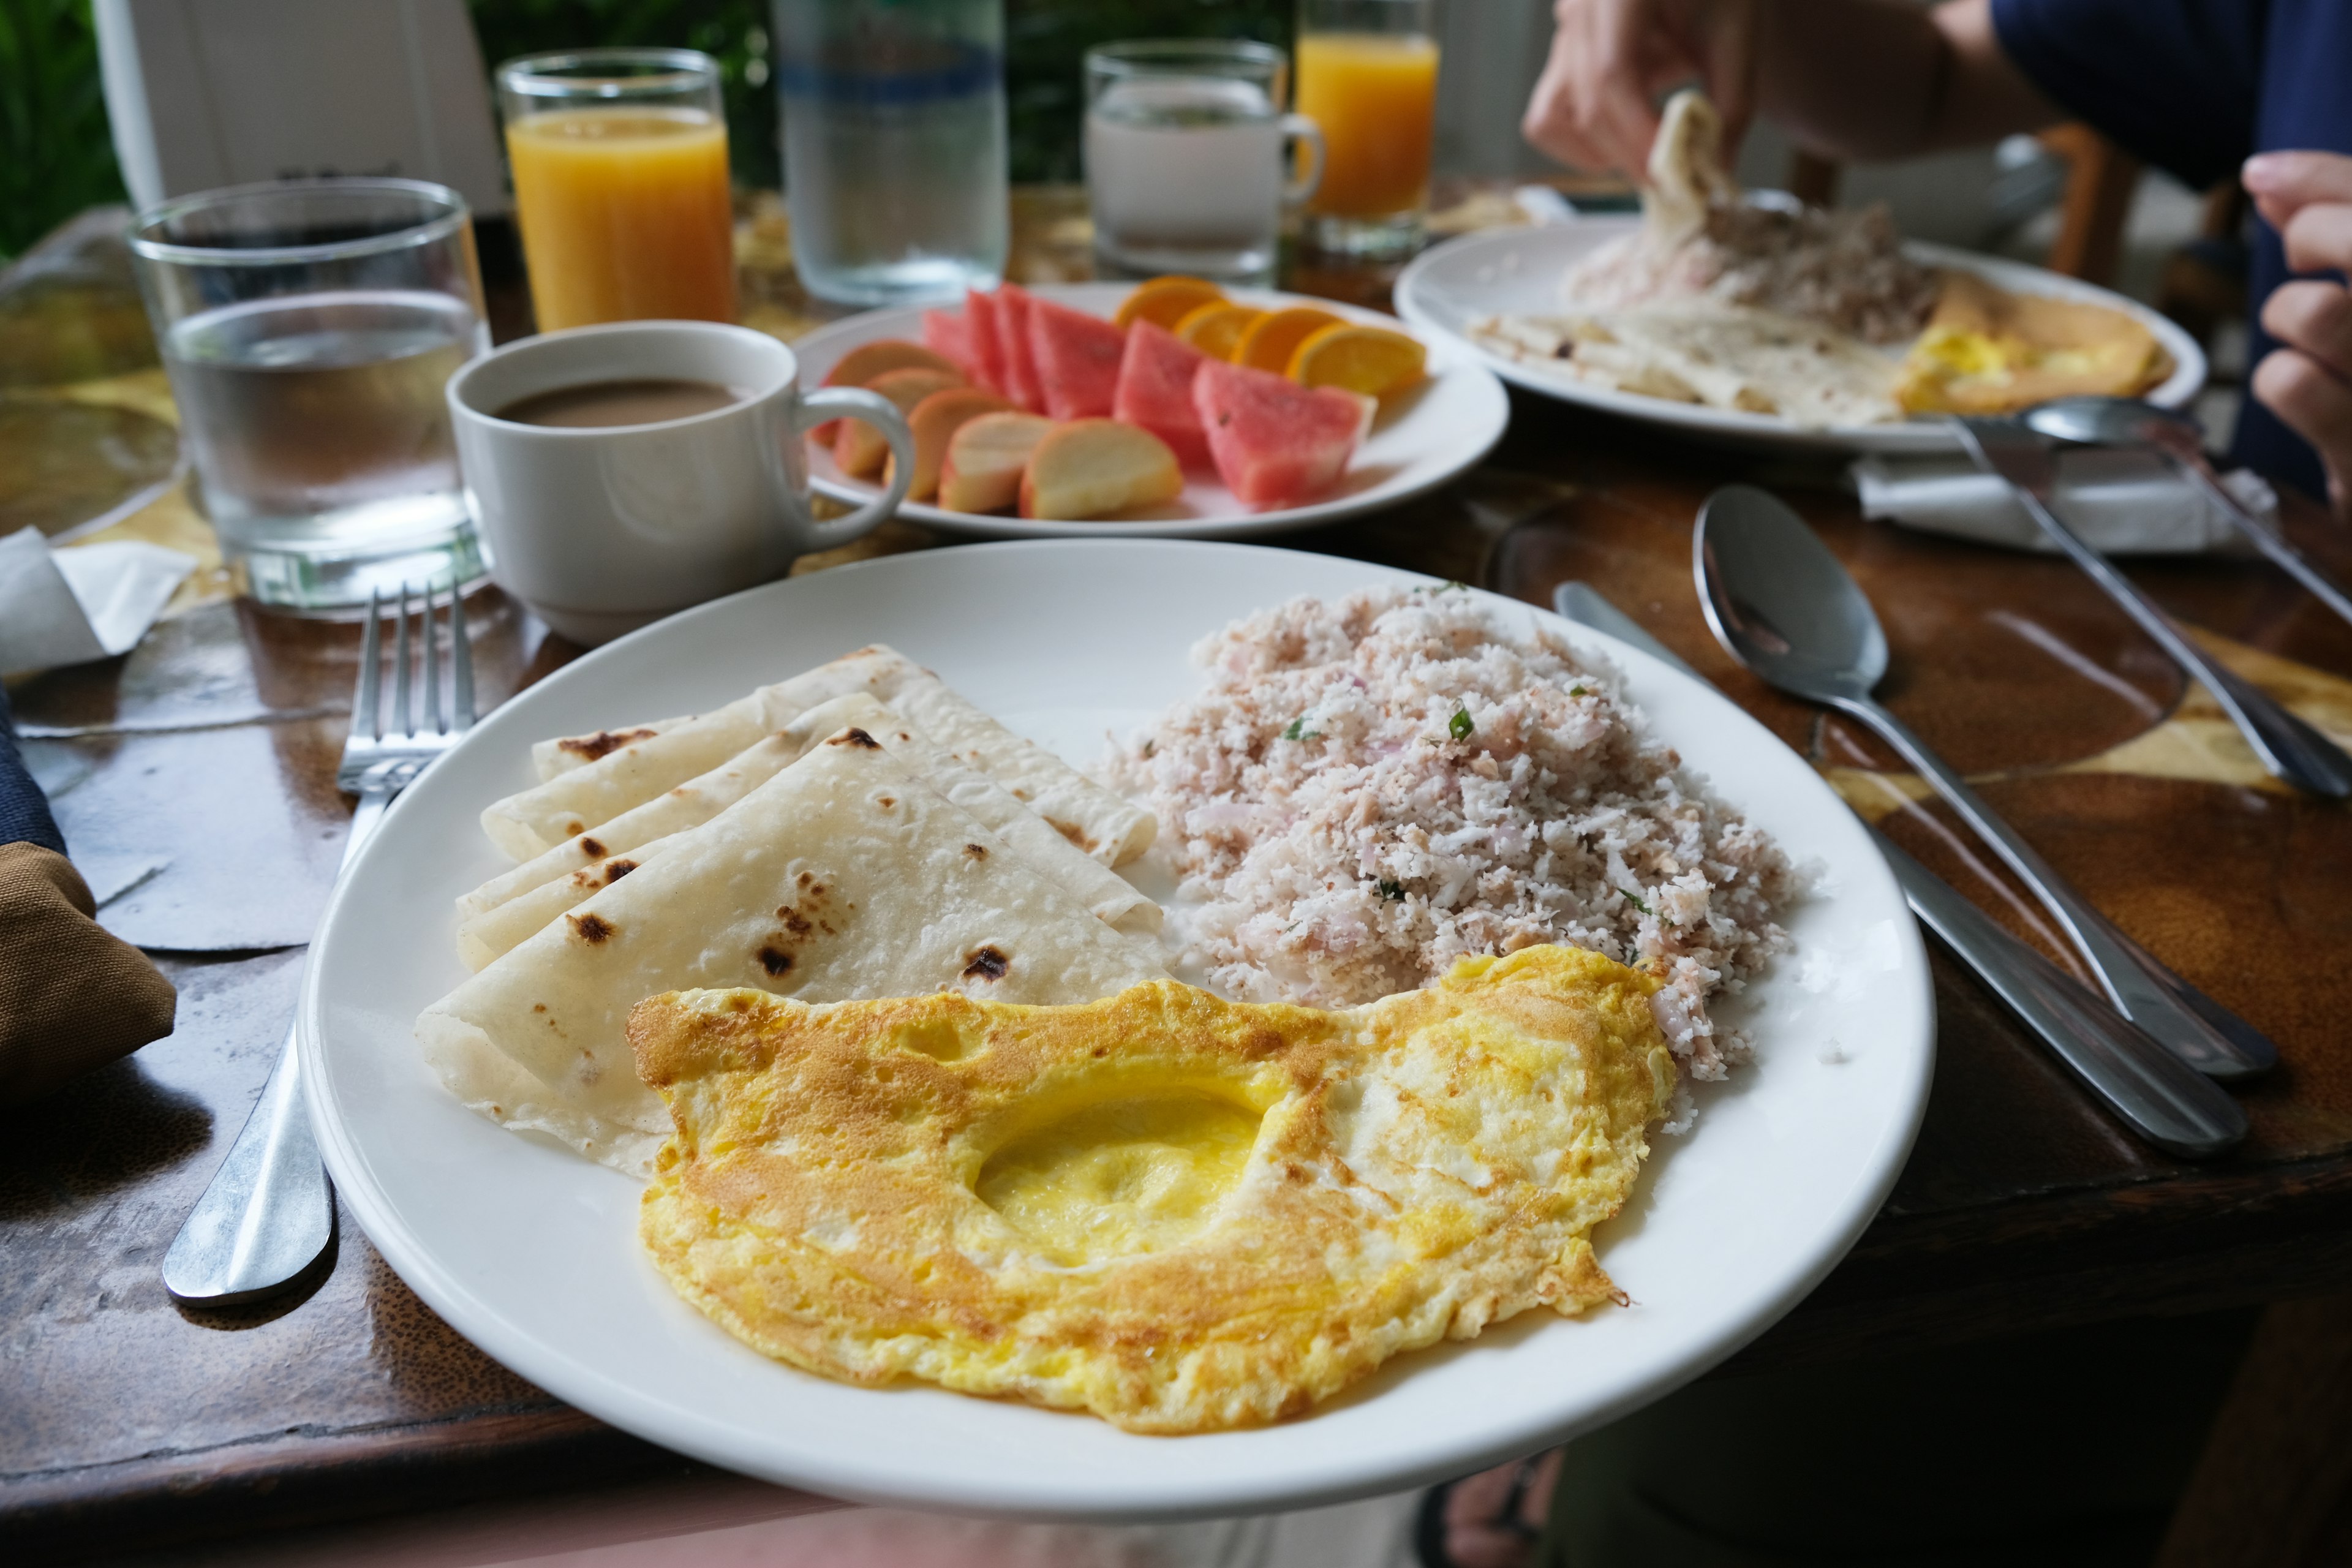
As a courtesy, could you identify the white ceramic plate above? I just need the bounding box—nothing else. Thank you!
[302,540,1934,1521]
[1393,219,2207,454]
[794,283,1510,538]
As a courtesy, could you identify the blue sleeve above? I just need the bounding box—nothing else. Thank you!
[1989,0,2264,190]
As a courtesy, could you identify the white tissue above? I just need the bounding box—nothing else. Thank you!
[0,525,195,676]
[1852,448,2276,556]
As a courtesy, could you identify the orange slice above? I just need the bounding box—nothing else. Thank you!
[1174,301,1265,361]
[1114,276,1227,331]
[1286,322,1430,397]
[1233,306,1345,374]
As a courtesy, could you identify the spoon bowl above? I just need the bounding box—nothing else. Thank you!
[1692,485,1888,703]
[2023,395,2203,451]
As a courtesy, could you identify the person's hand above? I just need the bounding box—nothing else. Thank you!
[1521,0,1758,178]
[2244,151,2352,517]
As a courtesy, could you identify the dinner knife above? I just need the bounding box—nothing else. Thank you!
[1548,580,2244,1158]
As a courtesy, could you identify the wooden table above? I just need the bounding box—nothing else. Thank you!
[7,190,2352,1564]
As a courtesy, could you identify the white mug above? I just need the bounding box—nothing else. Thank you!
[446,320,911,644]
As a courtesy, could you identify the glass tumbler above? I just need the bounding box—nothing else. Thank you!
[1295,0,1441,260]
[129,179,489,612]
[1084,40,1325,285]
[499,48,738,331]
[772,0,1009,306]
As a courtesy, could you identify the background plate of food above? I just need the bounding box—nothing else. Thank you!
[1396,92,2204,455]
[793,281,1509,538]
[301,540,1932,1518]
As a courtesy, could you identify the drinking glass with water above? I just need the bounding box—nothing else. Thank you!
[1085,40,1324,285]
[129,179,489,612]
[773,0,1009,306]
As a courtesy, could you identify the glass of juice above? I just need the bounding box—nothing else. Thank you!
[128,178,490,612]
[497,48,737,331]
[1294,0,1441,260]
[1085,40,1325,285]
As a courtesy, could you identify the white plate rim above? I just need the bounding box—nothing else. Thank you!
[300,538,1936,1520]
[1392,219,2207,454]
[794,282,1510,538]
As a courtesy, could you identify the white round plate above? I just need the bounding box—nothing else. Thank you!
[794,282,1509,538]
[1394,219,2207,454]
[303,540,1933,1521]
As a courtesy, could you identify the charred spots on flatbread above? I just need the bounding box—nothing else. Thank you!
[559,727,657,763]
[757,945,795,976]
[603,859,639,883]
[962,945,1011,981]
[964,843,987,860]
[1053,821,1099,853]
[827,727,883,750]
[568,911,616,944]
[578,836,606,859]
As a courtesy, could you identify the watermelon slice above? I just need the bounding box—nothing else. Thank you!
[963,288,1007,396]
[921,308,973,377]
[1027,296,1128,420]
[994,283,1046,414]
[1113,320,1214,471]
[1193,359,1371,507]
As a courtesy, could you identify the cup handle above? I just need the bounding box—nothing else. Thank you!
[791,387,915,548]
[1282,114,1325,207]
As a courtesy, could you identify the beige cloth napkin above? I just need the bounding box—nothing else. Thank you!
[0,842,178,1105]
[1852,449,2275,555]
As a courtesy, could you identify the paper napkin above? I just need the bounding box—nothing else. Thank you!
[0,525,195,677]
[1852,448,2276,556]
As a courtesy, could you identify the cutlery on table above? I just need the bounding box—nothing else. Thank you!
[163,582,475,1305]
[1950,415,2352,799]
[1550,581,2244,1158]
[1691,484,2275,1080]
[2023,395,2352,631]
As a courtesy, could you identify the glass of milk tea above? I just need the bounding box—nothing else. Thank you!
[1084,40,1325,285]
[129,179,489,612]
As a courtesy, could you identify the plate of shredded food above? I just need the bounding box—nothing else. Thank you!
[302,540,1932,1518]
[1396,91,2204,453]
[791,279,1509,538]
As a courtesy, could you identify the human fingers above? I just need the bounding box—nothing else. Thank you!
[2252,346,2352,516]
[2261,279,2352,382]
[1697,0,1760,154]
[2243,150,2352,231]
[1572,0,1672,175]
[1522,12,1614,170]
[2279,202,2352,280]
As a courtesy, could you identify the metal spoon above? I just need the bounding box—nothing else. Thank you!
[1694,483,2274,1078]
[1952,416,2352,799]
[1551,580,2242,1156]
[2024,396,2352,631]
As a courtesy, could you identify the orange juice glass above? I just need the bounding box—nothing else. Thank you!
[1295,0,1439,258]
[498,50,737,331]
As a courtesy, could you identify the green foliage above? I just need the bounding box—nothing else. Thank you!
[0,0,126,260]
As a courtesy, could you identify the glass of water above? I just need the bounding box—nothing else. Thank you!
[1085,40,1325,285]
[773,0,1009,306]
[129,179,489,612]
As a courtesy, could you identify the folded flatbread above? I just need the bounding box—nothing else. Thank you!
[420,725,1170,1174]
[454,695,1161,969]
[479,646,916,861]
[491,647,1155,869]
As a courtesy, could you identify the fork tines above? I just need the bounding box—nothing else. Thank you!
[352,581,476,759]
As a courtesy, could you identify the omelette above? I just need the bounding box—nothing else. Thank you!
[630,944,1676,1434]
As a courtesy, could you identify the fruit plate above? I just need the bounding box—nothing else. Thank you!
[794,282,1510,539]
[302,539,1934,1521]
[1393,219,2206,455]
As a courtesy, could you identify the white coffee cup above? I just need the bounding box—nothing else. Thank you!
[446,320,911,644]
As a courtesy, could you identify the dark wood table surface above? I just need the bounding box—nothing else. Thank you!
[7,193,2352,1563]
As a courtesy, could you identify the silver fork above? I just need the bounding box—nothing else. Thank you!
[164,583,475,1305]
